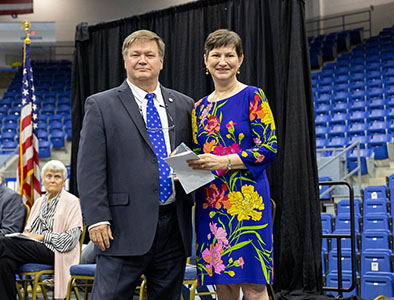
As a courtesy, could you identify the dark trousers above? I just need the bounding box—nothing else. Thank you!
[0,236,54,300]
[91,204,187,300]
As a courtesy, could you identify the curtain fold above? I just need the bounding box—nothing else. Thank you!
[70,0,321,292]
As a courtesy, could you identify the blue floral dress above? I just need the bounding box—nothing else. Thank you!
[192,85,277,285]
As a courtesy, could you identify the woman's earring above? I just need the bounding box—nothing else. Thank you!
[237,69,240,75]
[206,68,209,75]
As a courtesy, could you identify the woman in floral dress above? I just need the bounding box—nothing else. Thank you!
[188,29,277,300]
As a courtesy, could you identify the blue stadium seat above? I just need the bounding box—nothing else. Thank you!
[362,230,391,251]
[332,102,349,113]
[327,137,347,149]
[368,79,386,89]
[361,272,394,300]
[333,83,350,93]
[326,271,358,297]
[38,140,51,158]
[335,213,360,232]
[368,109,388,122]
[348,123,367,136]
[50,130,66,148]
[49,121,63,131]
[328,125,348,138]
[333,91,351,103]
[330,112,349,125]
[331,229,359,253]
[328,250,355,274]
[41,105,55,115]
[315,103,332,115]
[321,213,333,233]
[56,105,70,115]
[361,249,392,275]
[347,135,368,149]
[368,133,392,159]
[349,111,367,123]
[367,120,388,134]
[316,138,327,149]
[336,199,362,216]
[315,126,329,138]
[315,114,330,126]
[1,141,18,154]
[0,132,15,143]
[351,90,367,101]
[3,123,18,133]
[363,213,390,232]
[363,185,388,200]
[368,98,387,110]
[36,130,49,142]
[347,148,374,175]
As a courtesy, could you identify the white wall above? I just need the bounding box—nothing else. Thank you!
[0,0,197,43]
[306,0,394,19]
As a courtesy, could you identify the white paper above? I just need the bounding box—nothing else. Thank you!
[164,147,214,194]
[5,232,43,243]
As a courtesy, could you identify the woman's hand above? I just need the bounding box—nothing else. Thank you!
[187,153,227,171]
[23,232,44,241]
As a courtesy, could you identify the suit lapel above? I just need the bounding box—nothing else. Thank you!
[161,87,176,151]
[117,81,155,153]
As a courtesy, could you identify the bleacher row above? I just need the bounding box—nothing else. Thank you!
[313,26,394,175]
[309,27,364,69]
[0,60,72,157]
[322,175,394,299]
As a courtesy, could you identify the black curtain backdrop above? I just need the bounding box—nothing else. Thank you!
[70,0,322,293]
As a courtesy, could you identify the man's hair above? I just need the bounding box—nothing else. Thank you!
[204,29,243,58]
[122,30,165,59]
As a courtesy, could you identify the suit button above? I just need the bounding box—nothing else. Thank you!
[153,188,158,193]
[152,158,157,163]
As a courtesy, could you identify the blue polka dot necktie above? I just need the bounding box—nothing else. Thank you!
[145,93,173,203]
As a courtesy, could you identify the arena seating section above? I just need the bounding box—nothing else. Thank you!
[313,24,394,299]
[0,60,71,158]
[312,26,394,175]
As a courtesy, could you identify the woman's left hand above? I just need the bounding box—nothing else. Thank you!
[187,153,227,171]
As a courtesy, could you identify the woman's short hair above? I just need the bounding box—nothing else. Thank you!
[41,160,67,181]
[122,29,165,59]
[204,29,244,58]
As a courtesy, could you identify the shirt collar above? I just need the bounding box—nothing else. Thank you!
[126,79,162,104]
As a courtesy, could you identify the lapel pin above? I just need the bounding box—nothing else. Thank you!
[169,98,174,103]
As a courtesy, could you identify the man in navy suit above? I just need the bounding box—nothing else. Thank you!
[77,30,194,300]
[0,176,25,236]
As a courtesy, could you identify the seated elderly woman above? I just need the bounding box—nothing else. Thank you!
[0,160,83,300]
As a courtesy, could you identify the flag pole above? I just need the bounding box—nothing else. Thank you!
[18,19,40,207]
[19,21,30,197]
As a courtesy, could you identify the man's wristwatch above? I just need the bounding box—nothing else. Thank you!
[227,155,232,170]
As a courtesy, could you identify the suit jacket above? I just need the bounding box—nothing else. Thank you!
[0,184,25,236]
[77,80,194,256]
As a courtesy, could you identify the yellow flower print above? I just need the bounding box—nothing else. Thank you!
[192,109,198,144]
[260,100,276,130]
[241,151,248,157]
[227,185,265,221]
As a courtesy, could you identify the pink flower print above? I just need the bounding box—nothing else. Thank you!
[255,154,265,162]
[207,233,211,240]
[209,222,229,246]
[201,103,213,123]
[213,144,242,176]
[253,137,262,145]
[225,121,237,133]
[238,257,245,269]
[202,243,226,275]
[228,143,241,154]
[204,115,220,136]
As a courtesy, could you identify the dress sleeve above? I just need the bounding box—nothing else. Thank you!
[192,99,203,154]
[44,227,81,253]
[237,88,277,179]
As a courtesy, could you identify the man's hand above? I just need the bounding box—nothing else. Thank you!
[89,224,114,251]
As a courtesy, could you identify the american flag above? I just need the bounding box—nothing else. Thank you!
[17,39,40,207]
[0,0,33,15]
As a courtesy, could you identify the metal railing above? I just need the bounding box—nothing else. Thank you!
[321,181,357,297]
[306,9,372,38]
[317,142,363,198]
